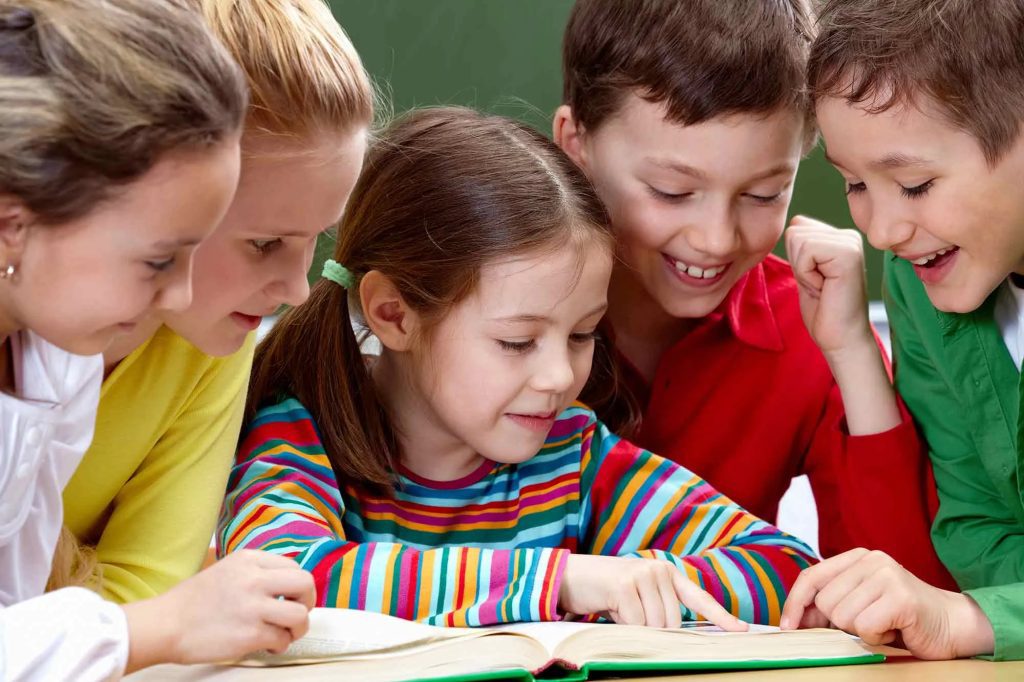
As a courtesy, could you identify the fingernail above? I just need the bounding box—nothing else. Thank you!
[779,616,791,630]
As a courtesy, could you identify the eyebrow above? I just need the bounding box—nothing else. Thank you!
[249,226,336,239]
[491,302,609,325]
[645,158,795,182]
[825,151,933,171]
[644,157,708,181]
[868,153,933,171]
[152,238,202,250]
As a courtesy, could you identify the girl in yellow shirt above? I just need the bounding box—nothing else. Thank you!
[59,0,375,603]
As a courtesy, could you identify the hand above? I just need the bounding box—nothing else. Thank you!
[558,554,747,630]
[780,549,994,660]
[785,216,873,356]
[122,550,316,673]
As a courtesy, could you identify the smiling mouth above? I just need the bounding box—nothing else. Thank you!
[909,246,959,267]
[668,256,729,279]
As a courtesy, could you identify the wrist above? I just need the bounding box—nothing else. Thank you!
[121,594,184,673]
[948,592,995,658]
[821,333,878,373]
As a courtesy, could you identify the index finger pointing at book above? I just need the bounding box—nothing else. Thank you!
[671,571,747,632]
[780,549,871,629]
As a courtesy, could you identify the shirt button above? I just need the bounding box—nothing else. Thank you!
[24,427,41,447]
[15,460,33,479]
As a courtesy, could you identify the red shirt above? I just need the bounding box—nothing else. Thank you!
[614,255,955,589]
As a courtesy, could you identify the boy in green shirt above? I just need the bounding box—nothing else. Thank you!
[780,0,1024,661]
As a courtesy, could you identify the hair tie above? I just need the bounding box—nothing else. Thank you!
[322,259,355,289]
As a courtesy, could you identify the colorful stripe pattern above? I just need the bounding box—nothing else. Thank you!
[219,399,815,626]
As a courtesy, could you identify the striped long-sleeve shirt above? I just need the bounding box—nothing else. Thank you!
[218,399,816,627]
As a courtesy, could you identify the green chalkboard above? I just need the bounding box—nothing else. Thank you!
[325,0,883,299]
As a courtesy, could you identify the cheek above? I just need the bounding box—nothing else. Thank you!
[742,208,788,253]
[846,197,872,234]
[569,349,594,395]
[611,198,678,254]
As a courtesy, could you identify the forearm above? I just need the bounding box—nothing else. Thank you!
[824,338,902,436]
[296,540,569,626]
[630,537,815,624]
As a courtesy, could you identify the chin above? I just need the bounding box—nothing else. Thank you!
[173,324,247,357]
[48,332,115,357]
[656,291,723,320]
[924,280,997,315]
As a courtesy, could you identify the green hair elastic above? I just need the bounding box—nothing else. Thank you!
[322,258,355,289]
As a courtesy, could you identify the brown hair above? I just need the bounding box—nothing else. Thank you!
[809,0,1024,165]
[562,0,814,135]
[196,0,374,138]
[247,107,612,490]
[0,0,246,225]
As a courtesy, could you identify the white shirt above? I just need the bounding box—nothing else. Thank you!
[0,331,128,681]
[995,277,1024,370]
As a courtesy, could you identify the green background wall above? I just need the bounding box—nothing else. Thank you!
[325,0,884,299]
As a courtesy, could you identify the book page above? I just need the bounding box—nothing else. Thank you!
[550,624,877,666]
[248,608,478,663]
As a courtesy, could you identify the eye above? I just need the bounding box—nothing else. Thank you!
[250,238,282,255]
[146,257,174,272]
[745,192,783,206]
[900,179,934,199]
[845,181,867,196]
[569,331,598,345]
[497,339,535,353]
[646,185,693,203]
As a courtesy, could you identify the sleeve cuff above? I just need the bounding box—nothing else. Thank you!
[964,584,1024,661]
[3,587,129,681]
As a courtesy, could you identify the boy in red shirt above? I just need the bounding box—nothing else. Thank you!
[554,0,953,588]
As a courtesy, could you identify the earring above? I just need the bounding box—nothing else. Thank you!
[0,264,14,279]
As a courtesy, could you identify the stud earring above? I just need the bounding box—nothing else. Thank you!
[0,264,15,279]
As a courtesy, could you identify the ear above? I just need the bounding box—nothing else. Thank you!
[359,270,420,352]
[0,195,29,267]
[552,104,590,171]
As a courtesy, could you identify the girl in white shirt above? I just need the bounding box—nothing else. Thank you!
[0,1,314,679]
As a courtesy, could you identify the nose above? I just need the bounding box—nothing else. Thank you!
[684,200,740,260]
[154,261,194,313]
[530,343,576,395]
[267,246,314,307]
[863,201,915,252]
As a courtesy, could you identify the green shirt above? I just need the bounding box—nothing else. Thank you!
[885,256,1024,661]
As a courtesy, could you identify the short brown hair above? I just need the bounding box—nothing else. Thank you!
[247,107,612,491]
[0,0,246,224]
[562,0,814,133]
[197,0,374,138]
[809,0,1024,165]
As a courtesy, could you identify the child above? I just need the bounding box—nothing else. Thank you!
[58,0,374,603]
[554,0,953,587]
[0,1,312,679]
[219,106,817,629]
[781,0,1024,662]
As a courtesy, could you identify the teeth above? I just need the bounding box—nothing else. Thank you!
[911,247,954,266]
[674,259,726,279]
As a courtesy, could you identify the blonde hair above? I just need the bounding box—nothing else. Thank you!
[197,0,374,138]
[46,527,100,593]
[0,0,247,224]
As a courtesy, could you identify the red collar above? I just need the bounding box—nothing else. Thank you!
[719,259,785,352]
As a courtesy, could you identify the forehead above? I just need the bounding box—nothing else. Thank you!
[228,130,367,236]
[595,94,805,175]
[468,240,612,318]
[816,95,982,168]
[50,144,239,251]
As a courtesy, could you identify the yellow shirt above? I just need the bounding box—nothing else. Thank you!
[62,325,254,603]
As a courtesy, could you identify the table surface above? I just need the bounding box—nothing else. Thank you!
[127,657,1024,681]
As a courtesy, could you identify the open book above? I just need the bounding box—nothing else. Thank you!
[126,608,885,681]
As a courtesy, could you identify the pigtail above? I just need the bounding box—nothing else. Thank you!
[247,279,396,493]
